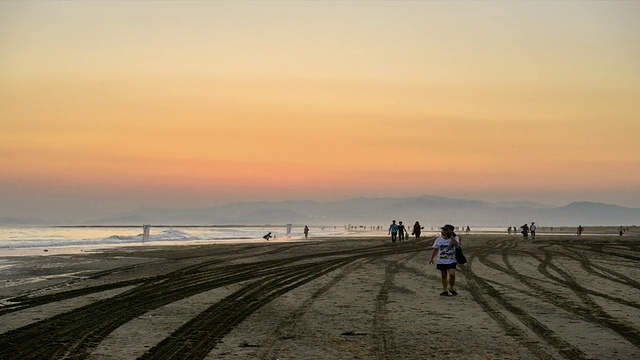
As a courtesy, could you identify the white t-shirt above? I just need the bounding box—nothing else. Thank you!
[432,235,461,264]
[530,224,537,231]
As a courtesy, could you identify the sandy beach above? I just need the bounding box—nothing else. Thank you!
[1,233,639,360]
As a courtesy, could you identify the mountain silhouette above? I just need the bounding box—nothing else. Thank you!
[76,196,639,227]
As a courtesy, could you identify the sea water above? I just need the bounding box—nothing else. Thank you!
[0,226,348,255]
[0,225,518,257]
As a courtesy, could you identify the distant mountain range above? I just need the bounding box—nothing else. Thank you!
[0,217,47,226]
[2,196,637,227]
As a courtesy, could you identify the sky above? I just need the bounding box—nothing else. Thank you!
[1,1,640,221]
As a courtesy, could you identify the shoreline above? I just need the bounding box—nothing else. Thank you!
[1,224,634,256]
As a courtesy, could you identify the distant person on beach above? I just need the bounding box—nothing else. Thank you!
[466,226,470,234]
[429,224,461,296]
[412,221,423,240]
[263,232,273,241]
[142,224,151,243]
[530,222,537,240]
[304,226,309,239]
[577,225,583,236]
[508,226,512,235]
[619,226,624,236]
[398,221,406,241]
[521,223,529,239]
[389,220,398,243]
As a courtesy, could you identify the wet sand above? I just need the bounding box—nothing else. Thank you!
[1,233,639,359]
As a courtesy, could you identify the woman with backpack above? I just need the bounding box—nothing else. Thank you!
[429,224,461,296]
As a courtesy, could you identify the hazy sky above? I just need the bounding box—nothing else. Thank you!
[2,1,639,220]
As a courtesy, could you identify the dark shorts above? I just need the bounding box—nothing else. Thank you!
[436,263,457,271]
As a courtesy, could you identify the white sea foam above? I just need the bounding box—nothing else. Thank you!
[0,225,529,258]
[0,225,355,256]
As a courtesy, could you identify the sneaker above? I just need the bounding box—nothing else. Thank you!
[440,291,450,296]
[449,289,458,296]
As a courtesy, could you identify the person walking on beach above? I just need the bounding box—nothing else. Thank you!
[577,225,583,236]
[429,224,460,296]
[412,221,423,240]
[521,223,529,239]
[508,226,512,235]
[530,222,537,240]
[389,220,398,243]
[398,221,406,241]
[304,225,309,239]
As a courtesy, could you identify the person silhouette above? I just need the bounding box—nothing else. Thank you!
[412,221,423,240]
[389,220,398,243]
[398,221,406,241]
[530,222,537,240]
[520,223,529,239]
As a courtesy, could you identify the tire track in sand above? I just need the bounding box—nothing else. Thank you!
[138,258,355,360]
[256,259,369,360]
[0,242,426,360]
[372,250,421,360]
[466,239,588,360]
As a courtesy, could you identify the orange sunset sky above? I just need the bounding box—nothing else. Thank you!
[1,1,639,221]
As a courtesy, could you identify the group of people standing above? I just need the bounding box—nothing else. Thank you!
[510,224,595,238]
[518,222,537,240]
[388,220,424,242]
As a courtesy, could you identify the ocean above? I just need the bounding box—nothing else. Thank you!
[0,225,347,255]
[0,225,522,257]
